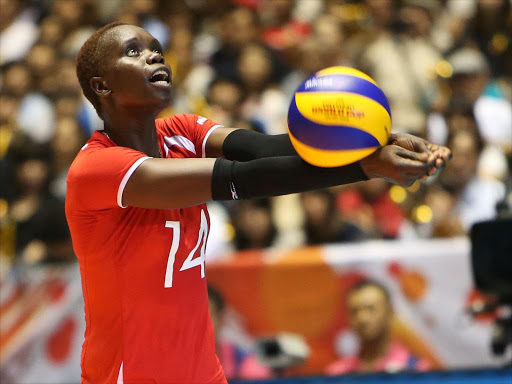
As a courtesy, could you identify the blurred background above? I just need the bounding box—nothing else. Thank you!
[0,0,511,383]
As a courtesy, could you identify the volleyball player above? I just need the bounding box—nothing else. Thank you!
[66,22,450,384]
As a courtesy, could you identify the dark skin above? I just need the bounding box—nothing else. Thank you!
[91,25,451,209]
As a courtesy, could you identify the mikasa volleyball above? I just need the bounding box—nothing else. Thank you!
[288,66,392,167]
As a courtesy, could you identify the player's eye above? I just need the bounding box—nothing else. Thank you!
[126,47,140,57]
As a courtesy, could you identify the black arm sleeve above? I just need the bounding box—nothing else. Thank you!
[211,156,368,201]
[222,129,297,161]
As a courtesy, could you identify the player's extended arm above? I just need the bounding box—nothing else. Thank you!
[205,128,451,171]
[122,144,436,210]
[205,128,296,160]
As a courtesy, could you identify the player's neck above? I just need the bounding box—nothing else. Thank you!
[103,110,161,158]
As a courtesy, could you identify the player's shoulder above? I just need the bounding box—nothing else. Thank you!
[67,131,119,181]
[155,113,200,134]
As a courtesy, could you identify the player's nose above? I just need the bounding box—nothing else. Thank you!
[146,51,164,65]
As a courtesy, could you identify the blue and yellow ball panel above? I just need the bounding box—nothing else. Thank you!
[289,133,382,168]
[316,66,378,83]
[288,66,392,167]
[295,74,391,117]
[288,97,382,150]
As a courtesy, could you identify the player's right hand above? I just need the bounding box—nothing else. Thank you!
[359,144,438,187]
[388,133,452,179]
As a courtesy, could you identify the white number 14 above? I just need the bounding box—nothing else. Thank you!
[164,209,208,288]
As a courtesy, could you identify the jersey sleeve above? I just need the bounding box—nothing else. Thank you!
[67,146,150,211]
[158,114,223,158]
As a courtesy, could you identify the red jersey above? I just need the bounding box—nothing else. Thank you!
[65,114,227,384]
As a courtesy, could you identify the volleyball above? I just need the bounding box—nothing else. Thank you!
[288,66,392,167]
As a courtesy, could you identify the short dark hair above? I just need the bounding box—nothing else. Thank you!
[207,285,225,313]
[76,21,127,119]
[346,280,392,305]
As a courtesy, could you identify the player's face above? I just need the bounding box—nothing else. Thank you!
[100,25,172,111]
[347,286,392,342]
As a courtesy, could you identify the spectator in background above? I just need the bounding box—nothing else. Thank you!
[54,91,81,120]
[237,43,289,134]
[281,36,327,99]
[0,90,19,129]
[301,189,365,245]
[428,47,511,183]
[326,280,430,375]
[281,12,347,98]
[423,185,464,237]
[336,179,406,239]
[312,14,348,67]
[438,129,505,231]
[445,48,511,150]
[129,0,170,50]
[38,16,65,47]
[2,60,56,145]
[0,90,21,203]
[2,62,33,98]
[7,138,72,264]
[231,199,277,251]
[458,0,512,78]
[211,6,261,81]
[160,5,204,116]
[208,286,272,380]
[445,99,509,182]
[206,77,245,127]
[0,0,40,65]
[56,57,83,96]
[50,0,90,35]
[50,116,86,199]
[259,0,311,54]
[165,26,194,89]
[359,0,442,134]
[25,43,57,91]
[16,92,56,146]
[237,43,275,92]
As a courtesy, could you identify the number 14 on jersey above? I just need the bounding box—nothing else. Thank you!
[164,209,208,288]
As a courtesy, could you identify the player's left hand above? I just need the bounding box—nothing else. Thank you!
[388,133,451,179]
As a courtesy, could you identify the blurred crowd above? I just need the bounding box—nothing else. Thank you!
[1,0,511,267]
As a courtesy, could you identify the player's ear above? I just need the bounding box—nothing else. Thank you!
[90,77,111,97]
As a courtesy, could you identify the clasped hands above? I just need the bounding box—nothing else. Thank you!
[360,133,452,187]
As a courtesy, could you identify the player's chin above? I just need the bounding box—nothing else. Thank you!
[146,84,173,104]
